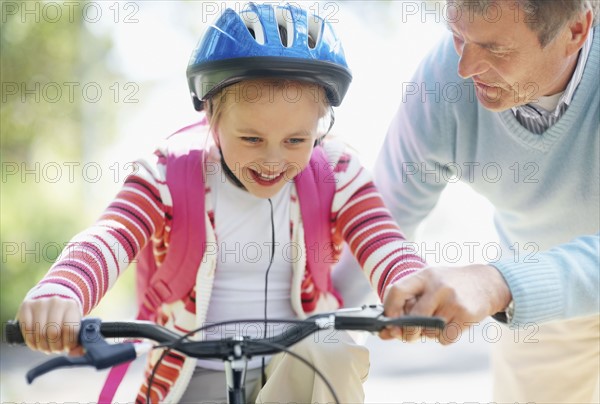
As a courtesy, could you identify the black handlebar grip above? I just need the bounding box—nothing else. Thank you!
[5,320,26,345]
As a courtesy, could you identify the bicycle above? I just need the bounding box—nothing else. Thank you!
[5,304,445,404]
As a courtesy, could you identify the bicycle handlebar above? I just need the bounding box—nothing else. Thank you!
[4,305,445,384]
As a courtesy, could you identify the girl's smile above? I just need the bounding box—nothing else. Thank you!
[248,168,285,186]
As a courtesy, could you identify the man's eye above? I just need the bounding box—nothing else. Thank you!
[490,49,510,57]
[451,33,464,44]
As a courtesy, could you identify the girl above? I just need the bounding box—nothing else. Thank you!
[17,3,425,403]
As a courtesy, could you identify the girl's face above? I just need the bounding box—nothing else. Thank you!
[212,81,324,199]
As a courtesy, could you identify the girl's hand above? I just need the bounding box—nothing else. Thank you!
[16,296,82,354]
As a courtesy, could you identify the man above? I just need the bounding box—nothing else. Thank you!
[374,0,599,402]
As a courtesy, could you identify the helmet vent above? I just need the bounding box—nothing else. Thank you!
[307,33,316,49]
[276,8,294,47]
[278,25,289,47]
[307,16,323,50]
[241,10,265,45]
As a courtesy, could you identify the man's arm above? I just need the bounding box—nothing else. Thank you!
[493,232,600,325]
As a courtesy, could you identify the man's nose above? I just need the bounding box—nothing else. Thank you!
[457,43,489,79]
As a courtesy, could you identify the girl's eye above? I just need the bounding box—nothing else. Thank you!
[288,138,307,145]
[241,137,261,144]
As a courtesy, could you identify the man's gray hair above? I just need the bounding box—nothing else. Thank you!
[450,0,599,47]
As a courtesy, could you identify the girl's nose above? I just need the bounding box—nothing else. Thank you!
[259,147,286,173]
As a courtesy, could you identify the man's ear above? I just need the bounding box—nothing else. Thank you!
[564,10,593,56]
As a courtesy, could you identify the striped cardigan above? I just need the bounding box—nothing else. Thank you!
[26,138,425,402]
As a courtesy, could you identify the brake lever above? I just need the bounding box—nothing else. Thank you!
[26,318,137,384]
[26,356,89,383]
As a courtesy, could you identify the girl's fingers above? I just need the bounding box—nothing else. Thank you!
[17,305,38,352]
[68,346,85,356]
[40,299,63,353]
[61,302,82,352]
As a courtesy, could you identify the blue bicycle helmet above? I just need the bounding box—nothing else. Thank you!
[186,2,352,111]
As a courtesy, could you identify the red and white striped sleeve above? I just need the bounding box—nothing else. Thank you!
[327,141,426,300]
[24,153,169,315]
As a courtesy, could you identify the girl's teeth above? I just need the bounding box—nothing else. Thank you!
[259,172,278,180]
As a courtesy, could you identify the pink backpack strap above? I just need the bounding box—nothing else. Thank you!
[99,362,131,403]
[295,146,337,296]
[100,120,209,402]
[138,122,208,319]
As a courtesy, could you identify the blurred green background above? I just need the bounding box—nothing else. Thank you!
[0,1,211,323]
[1,2,119,322]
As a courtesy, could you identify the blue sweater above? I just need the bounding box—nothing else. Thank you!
[375,33,600,325]
[495,232,599,324]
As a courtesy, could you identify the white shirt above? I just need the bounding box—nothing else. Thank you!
[200,164,296,369]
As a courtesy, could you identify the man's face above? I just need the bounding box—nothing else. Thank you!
[447,0,578,111]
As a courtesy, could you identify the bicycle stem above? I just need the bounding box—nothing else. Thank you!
[224,341,248,404]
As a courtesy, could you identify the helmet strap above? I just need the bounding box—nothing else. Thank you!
[219,148,247,190]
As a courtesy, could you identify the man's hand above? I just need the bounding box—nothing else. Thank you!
[380,264,512,344]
